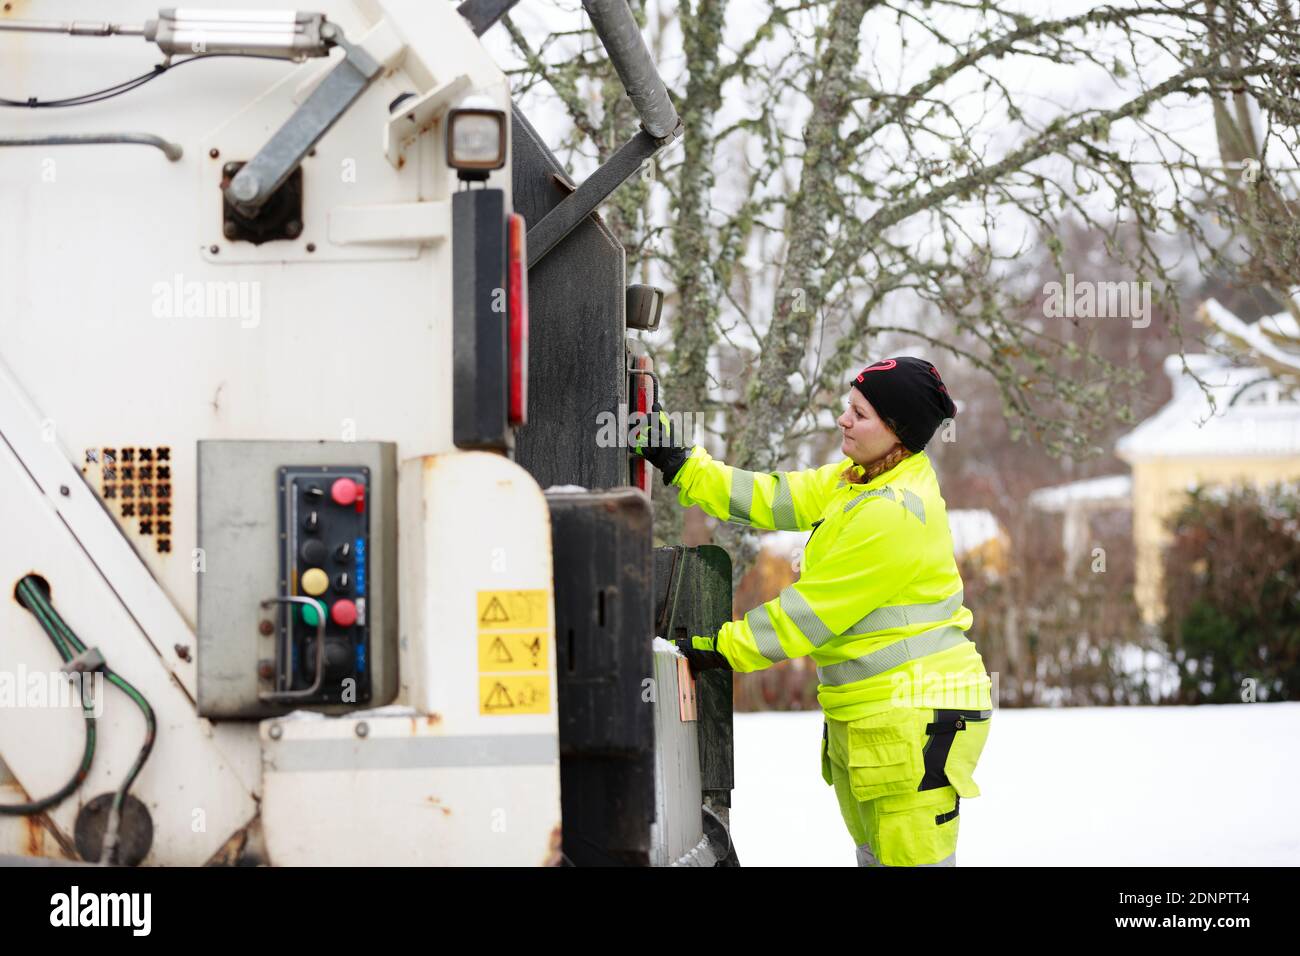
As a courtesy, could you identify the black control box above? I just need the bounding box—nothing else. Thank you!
[277,465,372,705]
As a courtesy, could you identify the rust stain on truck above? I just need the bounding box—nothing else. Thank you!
[407,713,443,734]
[0,782,76,860]
[24,814,43,856]
[542,823,563,866]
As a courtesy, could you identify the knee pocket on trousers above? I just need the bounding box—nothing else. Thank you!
[871,788,959,866]
[845,708,925,802]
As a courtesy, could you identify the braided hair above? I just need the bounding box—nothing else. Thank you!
[840,443,912,485]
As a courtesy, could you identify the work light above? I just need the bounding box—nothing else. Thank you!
[447,107,507,180]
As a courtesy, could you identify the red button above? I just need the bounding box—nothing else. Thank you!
[330,478,358,506]
[331,599,357,627]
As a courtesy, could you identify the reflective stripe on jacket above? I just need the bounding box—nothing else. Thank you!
[669,445,992,722]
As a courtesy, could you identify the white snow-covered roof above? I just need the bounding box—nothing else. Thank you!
[1028,475,1133,512]
[759,530,808,558]
[1115,350,1300,461]
[947,509,1005,557]
[1202,298,1300,374]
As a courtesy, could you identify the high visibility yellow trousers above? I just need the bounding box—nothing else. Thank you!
[822,706,991,867]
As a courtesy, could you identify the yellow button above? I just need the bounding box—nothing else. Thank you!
[301,567,329,597]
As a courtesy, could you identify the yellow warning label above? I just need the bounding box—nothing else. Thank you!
[479,675,550,715]
[478,632,547,673]
[476,589,549,631]
[477,592,550,712]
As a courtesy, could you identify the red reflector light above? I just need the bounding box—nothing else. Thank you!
[507,212,529,427]
[631,355,653,494]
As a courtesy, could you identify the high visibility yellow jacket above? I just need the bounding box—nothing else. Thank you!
[669,446,993,722]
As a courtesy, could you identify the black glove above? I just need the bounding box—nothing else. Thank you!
[633,402,691,485]
[670,633,732,673]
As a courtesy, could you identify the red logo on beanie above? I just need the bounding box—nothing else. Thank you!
[855,359,897,381]
[926,363,950,395]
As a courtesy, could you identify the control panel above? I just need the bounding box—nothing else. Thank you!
[277,467,373,706]
[197,440,397,719]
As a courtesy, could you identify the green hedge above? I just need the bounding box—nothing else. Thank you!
[1162,483,1300,703]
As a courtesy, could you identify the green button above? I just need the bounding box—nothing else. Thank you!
[300,601,322,627]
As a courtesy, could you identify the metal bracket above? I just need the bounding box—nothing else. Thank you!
[626,366,662,414]
[383,74,474,170]
[226,22,383,217]
[60,646,106,676]
[677,656,698,722]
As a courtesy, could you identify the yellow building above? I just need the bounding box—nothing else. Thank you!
[946,509,1010,577]
[1116,347,1300,623]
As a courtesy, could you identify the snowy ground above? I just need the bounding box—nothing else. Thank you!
[730,703,1300,866]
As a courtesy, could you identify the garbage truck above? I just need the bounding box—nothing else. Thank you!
[0,0,738,866]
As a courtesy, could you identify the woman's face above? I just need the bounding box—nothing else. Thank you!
[837,390,902,465]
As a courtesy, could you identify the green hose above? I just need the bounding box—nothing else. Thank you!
[4,576,156,866]
[0,577,97,816]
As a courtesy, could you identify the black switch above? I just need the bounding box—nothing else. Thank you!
[300,539,328,567]
[304,484,324,502]
[334,572,350,593]
[334,541,352,563]
[303,510,319,533]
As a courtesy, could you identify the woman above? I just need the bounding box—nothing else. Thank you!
[635,356,993,867]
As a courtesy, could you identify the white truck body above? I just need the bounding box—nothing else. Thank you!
[0,0,563,865]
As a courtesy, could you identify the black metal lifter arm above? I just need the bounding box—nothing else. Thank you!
[460,0,684,269]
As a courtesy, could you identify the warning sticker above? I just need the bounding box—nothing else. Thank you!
[479,675,550,715]
[477,591,551,714]
[478,632,547,674]
[476,590,550,631]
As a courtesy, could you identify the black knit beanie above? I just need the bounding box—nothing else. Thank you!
[850,357,957,452]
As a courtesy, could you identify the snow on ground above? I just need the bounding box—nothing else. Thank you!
[730,703,1300,866]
